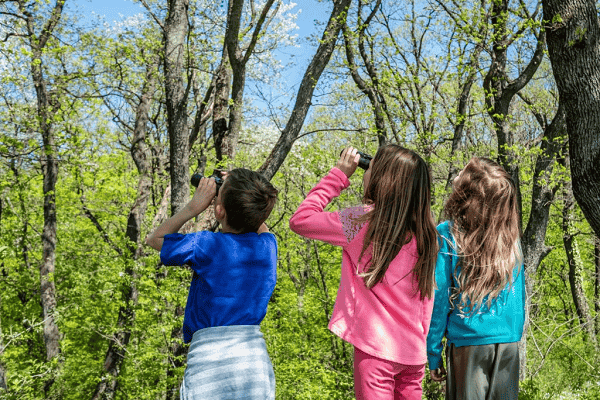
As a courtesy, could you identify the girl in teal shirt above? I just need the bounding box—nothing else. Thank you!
[427,157,525,400]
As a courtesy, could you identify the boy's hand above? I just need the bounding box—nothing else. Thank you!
[146,176,216,251]
[336,147,360,178]
[430,366,447,382]
[188,176,217,216]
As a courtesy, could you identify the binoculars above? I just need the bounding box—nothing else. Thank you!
[340,150,372,170]
[191,171,224,194]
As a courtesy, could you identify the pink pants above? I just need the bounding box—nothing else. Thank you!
[354,347,425,400]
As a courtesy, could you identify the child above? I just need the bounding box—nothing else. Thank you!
[289,145,438,399]
[426,157,525,400]
[146,168,279,400]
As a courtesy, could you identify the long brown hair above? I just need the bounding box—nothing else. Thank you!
[358,144,438,299]
[445,157,522,314]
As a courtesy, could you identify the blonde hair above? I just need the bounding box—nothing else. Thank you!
[445,157,523,314]
[358,144,438,299]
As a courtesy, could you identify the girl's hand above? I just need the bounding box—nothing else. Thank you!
[188,176,217,216]
[430,366,447,382]
[336,147,360,178]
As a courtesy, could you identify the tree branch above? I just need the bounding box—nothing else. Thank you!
[505,29,546,98]
[139,0,165,30]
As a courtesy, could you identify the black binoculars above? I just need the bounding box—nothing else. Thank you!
[191,171,224,194]
[340,150,372,170]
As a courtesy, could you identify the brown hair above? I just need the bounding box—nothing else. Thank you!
[359,144,438,299]
[220,168,278,233]
[445,157,522,314]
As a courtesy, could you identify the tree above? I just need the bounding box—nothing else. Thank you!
[219,0,279,161]
[0,0,66,371]
[259,0,353,179]
[342,0,390,146]
[163,0,191,215]
[561,154,597,348]
[89,51,161,400]
[542,0,600,238]
[483,0,545,216]
[595,236,600,337]
[0,254,5,392]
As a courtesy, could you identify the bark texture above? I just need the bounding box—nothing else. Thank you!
[562,161,597,347]
[213,55,232,161]
[164,0,191,215]
[543,0,600,237]
[595,236,600,338]
[20,0,66,364]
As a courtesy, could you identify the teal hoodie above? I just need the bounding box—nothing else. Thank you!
[426,221,526,370]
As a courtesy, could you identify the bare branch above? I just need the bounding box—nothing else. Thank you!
[139,0,165,30]
[506,29,546,97]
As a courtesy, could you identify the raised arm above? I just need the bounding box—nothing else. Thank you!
[146,177,216,250]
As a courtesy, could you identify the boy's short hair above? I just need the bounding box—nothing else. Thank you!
[221,168,278,233]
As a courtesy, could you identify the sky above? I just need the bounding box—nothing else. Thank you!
[67,0,331,70]
[69,0,329,31]
[67,0,332,109]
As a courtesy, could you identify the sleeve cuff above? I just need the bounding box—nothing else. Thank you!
[329,167,351,187]
[428,355,443,370]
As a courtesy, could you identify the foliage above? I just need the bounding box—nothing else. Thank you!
[1,0,599,399]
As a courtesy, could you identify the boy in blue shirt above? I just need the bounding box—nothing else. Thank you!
[146,168,278,400]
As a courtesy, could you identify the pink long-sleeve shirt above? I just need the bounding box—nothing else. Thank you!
[289,167,434,365]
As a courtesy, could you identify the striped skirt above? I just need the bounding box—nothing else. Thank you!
[180,325,275,400]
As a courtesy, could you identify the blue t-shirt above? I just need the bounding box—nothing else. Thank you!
[160,231,277,343]
[426,221,525,370]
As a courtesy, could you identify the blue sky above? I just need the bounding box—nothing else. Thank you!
[70,0,329,29]
[68,0,330,63]
[68,0,332,106]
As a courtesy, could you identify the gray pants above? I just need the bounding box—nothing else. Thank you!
[446,342,519,400]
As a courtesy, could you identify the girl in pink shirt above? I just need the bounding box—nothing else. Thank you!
[289,145,438,400]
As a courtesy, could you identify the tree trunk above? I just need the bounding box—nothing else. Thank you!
[163,1,192,395]
[482,0,546,378]
[0,274,5,391]
[542,0,600,238]
[521,104,566,274]
[483,0,545,221]
[562,165,597,347]
[518,104,567,374]
[259,0,353,179]
[342,0,388,146]
[518,103,567,375]
[595,236,600,338]
[218,0,277,162]
[91,59,157,400]
[213,55,232,162]
[0,196,4,390]
[21,0,66,365]
[164,0,191,215]
[166,305,187,400]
